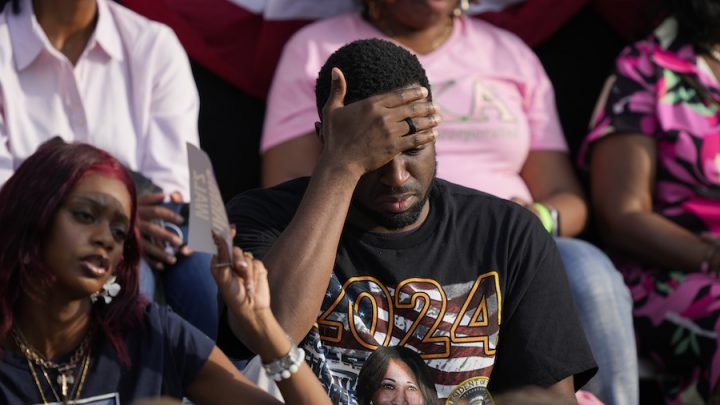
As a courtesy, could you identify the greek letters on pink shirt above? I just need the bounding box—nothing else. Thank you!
[262,13,567,202]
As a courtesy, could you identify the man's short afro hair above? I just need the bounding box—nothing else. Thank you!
[315,38,432,119]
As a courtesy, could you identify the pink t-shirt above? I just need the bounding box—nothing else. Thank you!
[262,13,566,201]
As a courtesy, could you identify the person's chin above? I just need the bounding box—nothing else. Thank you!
[371,203,425,230]
[420,0,454,14]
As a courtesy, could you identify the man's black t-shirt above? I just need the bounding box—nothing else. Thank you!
[222,177,596,402]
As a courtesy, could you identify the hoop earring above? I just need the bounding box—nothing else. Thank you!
[453,0,469,16]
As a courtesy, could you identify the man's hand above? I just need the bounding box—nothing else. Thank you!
[138,191,189,270]
[317,67,441,177]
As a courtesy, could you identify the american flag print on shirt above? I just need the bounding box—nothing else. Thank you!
[300,271,503,403]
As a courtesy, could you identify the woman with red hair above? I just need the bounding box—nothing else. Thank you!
[0,139,331,404]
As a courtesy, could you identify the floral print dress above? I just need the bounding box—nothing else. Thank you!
[583,18,720,404]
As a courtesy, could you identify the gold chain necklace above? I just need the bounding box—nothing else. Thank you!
[23,348,91,405]
[429,17,454,52]
[12,327,93,404]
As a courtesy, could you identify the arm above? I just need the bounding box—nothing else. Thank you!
[590,134,715,272]
[259,69,438,341]
[136,26,200,268]
[193,234,332,405]
[520,150,588,237]
[490,211,596,393]
[260,28,323,189]
[0,89,13,186]
[545,376,577,403]
[140,25,199,198]
[515,41,586,237]
[186,347,287,405]
[188,345,332,405]
[261,132,320,188]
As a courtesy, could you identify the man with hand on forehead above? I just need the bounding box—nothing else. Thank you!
[221,39,596,403]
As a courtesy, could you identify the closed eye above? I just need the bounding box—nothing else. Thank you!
[403,147,424,156]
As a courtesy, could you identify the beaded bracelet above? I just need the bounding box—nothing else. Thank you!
[262,344,305,382]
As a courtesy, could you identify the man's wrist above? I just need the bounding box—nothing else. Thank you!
[315,155,364,182]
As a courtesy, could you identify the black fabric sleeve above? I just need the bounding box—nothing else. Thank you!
[489,213,597,393]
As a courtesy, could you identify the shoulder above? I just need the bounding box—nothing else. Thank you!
[227,177,309,222]
[434,179,540,233]
[105,0,172,37]
[281,13,368,63]
[142,301,176,323]
[435,179,531,216]
[0,11,10,68]
[617,18,692,68]
[288,13,362,46]
[121,303,213,394]
[105,0,182,55]
[454,17,546,83]
[140,303,214,352]
[462,17,539,61]
[464,18,527,47]
[139,302,186,334]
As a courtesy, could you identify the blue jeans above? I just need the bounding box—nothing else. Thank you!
[555,238,638,405]
[139,252,218,340]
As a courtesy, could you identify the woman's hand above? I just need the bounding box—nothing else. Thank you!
[210,232,274,353]
[138,192,191,270]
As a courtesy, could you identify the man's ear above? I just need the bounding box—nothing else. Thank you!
[314,121,324,144]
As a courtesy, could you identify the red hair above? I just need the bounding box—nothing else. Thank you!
[0,138,146,366]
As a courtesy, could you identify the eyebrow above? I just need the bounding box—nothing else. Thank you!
[71,194,130,224]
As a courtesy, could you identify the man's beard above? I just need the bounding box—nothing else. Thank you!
[352,178,435,230]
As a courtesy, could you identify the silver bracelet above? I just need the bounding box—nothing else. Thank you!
[262,344,305,382]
